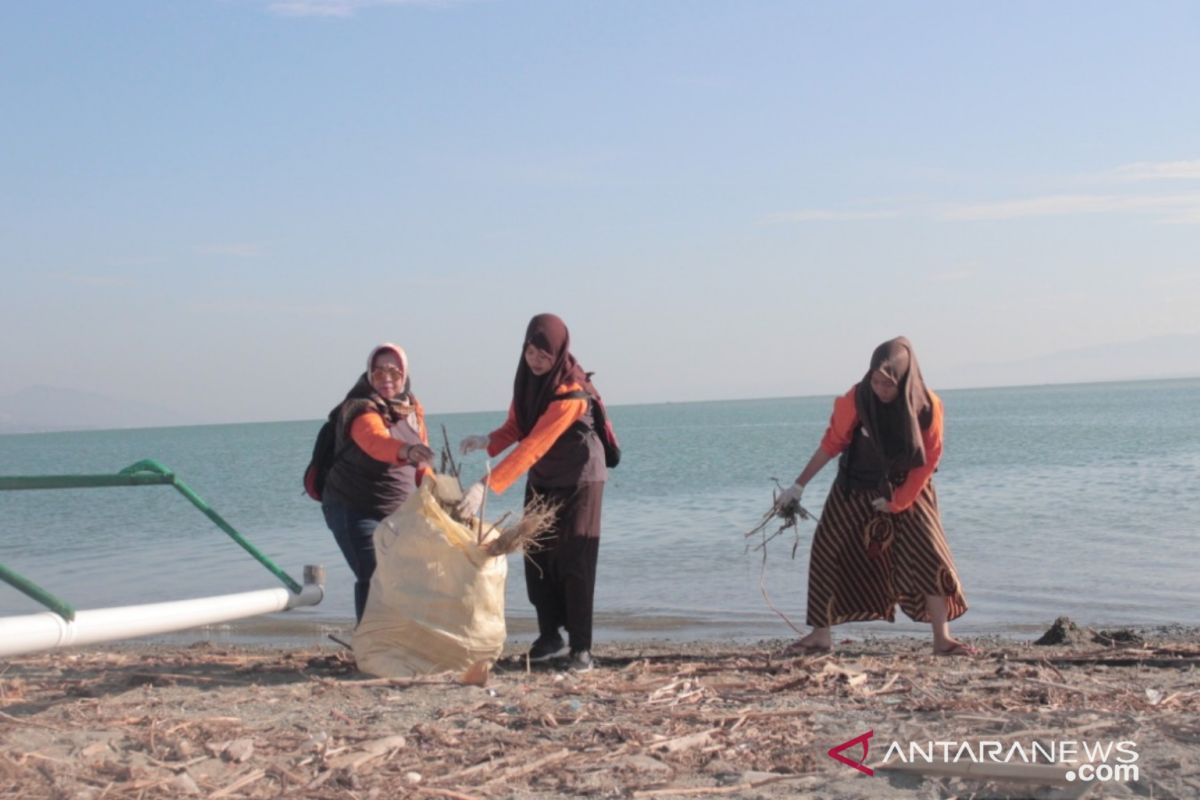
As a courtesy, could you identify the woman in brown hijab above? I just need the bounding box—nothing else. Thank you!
[457,314,609,671]
[774,337,973,655]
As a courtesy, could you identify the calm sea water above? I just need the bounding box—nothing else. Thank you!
[2,379,1198,646]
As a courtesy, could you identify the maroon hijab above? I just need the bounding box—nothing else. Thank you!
[513,313,591,435]
[854,337,934,479]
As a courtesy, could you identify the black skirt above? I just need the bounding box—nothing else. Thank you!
[523,481,604,651]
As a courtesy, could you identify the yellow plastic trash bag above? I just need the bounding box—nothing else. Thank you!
[352,476,506,678]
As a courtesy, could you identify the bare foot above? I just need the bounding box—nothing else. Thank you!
[784,632,833,655]
[933,640,979,657]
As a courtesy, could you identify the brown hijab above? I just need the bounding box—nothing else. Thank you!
[513,313,591,436]
[854,337,934,481]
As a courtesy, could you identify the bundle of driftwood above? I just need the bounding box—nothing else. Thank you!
[475,496,558,558]
[434,424,559,557]
[743,479,815,561]
[742,481,818,636]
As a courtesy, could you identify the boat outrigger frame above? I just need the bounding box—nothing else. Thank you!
[0,459,323,657]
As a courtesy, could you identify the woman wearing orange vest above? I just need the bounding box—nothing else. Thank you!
[458,314,608,671]
[322,343,435,623]
[775,337,974,656]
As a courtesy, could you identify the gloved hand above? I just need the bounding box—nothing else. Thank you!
[775,482,805,516]
[403,443,435,465]
[457,481,487,519]
[871,497,892,513]
[459,434,489,455]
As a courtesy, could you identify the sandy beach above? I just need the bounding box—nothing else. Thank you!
[2,624,1197,799]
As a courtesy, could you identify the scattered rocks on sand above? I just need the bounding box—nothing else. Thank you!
[1093,628,1145,647]
[1036,617,1148,648]
[1034,615,1091,645]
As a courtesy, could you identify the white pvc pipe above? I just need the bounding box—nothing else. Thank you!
[0,574,324,658]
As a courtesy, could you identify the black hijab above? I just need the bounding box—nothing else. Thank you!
[512,313,591,436]
[854,337,933,479]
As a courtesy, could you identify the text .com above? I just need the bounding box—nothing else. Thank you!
[1066,762,1139,783]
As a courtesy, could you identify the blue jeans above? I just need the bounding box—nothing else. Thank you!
[322,502,383,623]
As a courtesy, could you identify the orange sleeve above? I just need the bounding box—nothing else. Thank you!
[889,392,944,512]
[819,386,860,457]
[486,403,523,457]
[349,412,416,465]
[484,389,588,494]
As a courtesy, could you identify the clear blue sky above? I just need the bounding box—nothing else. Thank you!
[2,1,1198,423]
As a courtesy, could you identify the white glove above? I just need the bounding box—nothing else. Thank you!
[871,497,892,513]
[459,434,489,455]
[775,482,804,515]
[456,482,487,519]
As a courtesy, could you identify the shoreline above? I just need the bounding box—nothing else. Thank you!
[3,628,1197,799]
[97,610,1200,651]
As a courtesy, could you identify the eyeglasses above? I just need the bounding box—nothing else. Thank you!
[371,366,404,382]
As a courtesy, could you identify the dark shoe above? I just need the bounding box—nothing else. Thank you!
[528,634,567,662]
[567,649,593,672]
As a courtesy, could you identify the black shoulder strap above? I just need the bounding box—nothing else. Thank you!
[554,390,595,432]
[327,401,357,465]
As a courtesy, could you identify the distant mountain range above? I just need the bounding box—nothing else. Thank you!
[2,335,1197,433]
[0,385,179,434]
[938,334,1200,390]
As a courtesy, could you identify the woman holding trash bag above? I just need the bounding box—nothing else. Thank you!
[774,337,974,656]
[457,314,607,672]
[322,343,435,623]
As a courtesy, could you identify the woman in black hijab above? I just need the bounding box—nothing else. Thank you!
[458,314,609,671]
[774,337,973,655]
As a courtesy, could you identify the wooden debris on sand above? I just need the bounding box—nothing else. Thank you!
[2,635,1198,799]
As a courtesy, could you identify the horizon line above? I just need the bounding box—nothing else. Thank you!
[3,373,1198,437]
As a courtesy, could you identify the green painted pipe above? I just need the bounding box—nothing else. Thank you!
[0,473,174,490]
[0,563,75,621]
[0,460,303,604]
[121,461,303,595]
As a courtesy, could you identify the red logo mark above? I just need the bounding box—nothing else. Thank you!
[827,730,875,776]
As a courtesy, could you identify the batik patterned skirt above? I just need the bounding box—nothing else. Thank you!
[805,481,967,627]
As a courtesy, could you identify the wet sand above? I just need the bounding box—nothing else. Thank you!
[2,629,1198,799]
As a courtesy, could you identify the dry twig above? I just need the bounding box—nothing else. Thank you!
[743,479,814,560]
[742,480,818,635]
[440,424,463,492]
[484,494,560,557]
